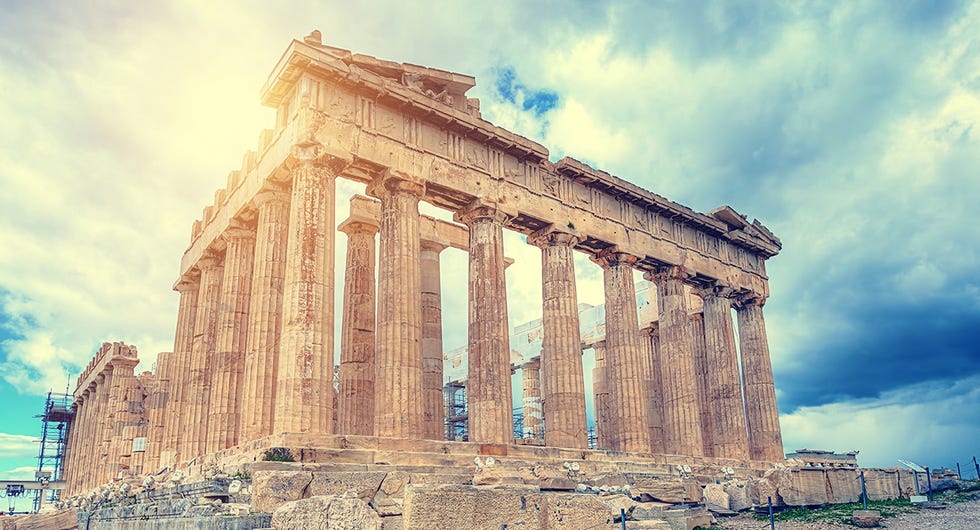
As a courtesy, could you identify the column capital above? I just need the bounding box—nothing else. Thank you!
[644,322,660,338]
[733,291,767,309]
[526,226,581,249]
[252,188,289,209]
[453,198,514,227]
[196,252,224,271]
[338,217,380,236]
[642,264,692,283]
[173,275,200,293]
[366,169,425,200]
[591,248,637,270]
[221,226,256,242]
[691,281,736,300]
[420,237,450,253]
[291,144,353,173]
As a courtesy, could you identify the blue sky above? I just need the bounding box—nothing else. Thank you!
[1,0,979,500]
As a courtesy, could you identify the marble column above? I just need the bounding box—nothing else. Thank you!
[84,383,99,490]
[697,285,749,460]
[240,189,289,442]
[646,266,704,457]
[529,229,587,449]
[689,313,713,457]
[371,173,425,438]
[457,201,514,445]
[420,238,448,440]
[275,158,338,434]
[521,359,543,441]
[162,277,199,466]
[337,217,378,435]
[97,368,114,486]
[591,342,610,449]
[64,396,84,494]
[146,352,171,471]
[108,359,138,478]
[208,228,255,453]
[593,250,650,453]
[642,325,666,454]
[183,255,224,459]
[735,295,784,461]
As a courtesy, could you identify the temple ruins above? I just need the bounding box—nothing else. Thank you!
[41,31,919,529]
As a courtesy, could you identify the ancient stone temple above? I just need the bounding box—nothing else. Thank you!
[49,31,910,530]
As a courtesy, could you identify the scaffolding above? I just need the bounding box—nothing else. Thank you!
[32,391,72,512]
[443,382,468,441]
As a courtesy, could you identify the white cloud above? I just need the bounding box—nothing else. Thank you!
[0,433,37,459]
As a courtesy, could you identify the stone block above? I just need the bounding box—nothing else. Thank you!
[628,475,703,504]
[251,470,313,513]
[380,515,403,530]
[826,469,861,504]
[270,495,382,530]
[703,483,730,511]
[539,492,614,529]
[601,494,637,519]
[851,509,882,528]
[722,480,752,511]
[626,521,673,530]
[863,470,899,500]
[662,506,714,530]
[632,501,672,520]
[401,484,538,529]
[308,471,388,501]
[780,469,830,506]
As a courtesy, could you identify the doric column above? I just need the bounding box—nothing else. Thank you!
[521,359,543,441]
[161,276,199,467]
[108,358,138,479]
[337,216,379,435]
[64,395,84,494]
[528,228,587,449]
[274,157,340,434]
[183,255,224,459]
[593,250,650,453]
[642,325,666,454]
[420,238,448,440]
[75,389,92,492]
[689,313,713,457]
[146,352,172,471]
[369,172,424,438]
[456,200,514,445]
[591,342,610,449]
[84,383,100,490]
[645,266,704,456]
[208,227,255,453]
[97,368,115,486]
[696,285,749,460]
[240,189,290,442]
[735,295,784,461]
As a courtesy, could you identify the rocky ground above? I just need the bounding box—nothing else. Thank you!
[715,499,980,530]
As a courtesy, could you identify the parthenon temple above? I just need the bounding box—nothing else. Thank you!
[48,31,893,530]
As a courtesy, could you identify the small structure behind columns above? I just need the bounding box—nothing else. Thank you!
[689,313,713,457]
[591,341,610,449]
[521,358,544,441]
[456,199,515,445]
[337,212,379,435]
[593,250,650,453]
[642,324,666,454]
[735,294,784,461]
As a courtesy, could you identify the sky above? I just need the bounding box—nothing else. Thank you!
[1,0,979,505]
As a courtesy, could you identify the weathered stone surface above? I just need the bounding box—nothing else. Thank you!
[251,470,313,513]
[826,469,861,504]
[308,471,388,501]
[629,475,703,504]
[626,521,672,530]
[703,483,730,510]
[722,480,752,511]
[602,493,637,519]
[539,492,614,529]
[851,509,882,528]
[270,495,382,530]
[632,501,672,520]
[6,508,78,530]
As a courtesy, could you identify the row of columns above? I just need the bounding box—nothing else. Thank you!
[155,155,781,467]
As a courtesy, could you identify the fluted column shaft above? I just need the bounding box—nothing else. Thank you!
[338,219,378,435]
[240,190,289,442]
[458,203,514,445]
[642,326,666,453]
[208,228,255,453]
[592,342,610,449]
[109,360,138,478]
[183,256,224,459]
[76,389,92,492]
[594,251,650,453]
[275,160,337,434]
[420,239,447,440]
[689,314,713,456]
[700,288,749,460]
[146,352,171,471]
[84,384,99,490]
[736,297,784,461]
[371,176,424,438]
[64,395,85,494]
[647,267,704,456]
[530,229,587,449]
[162,278,199,467]
[97,368,115,486]
[521,359,543,440]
